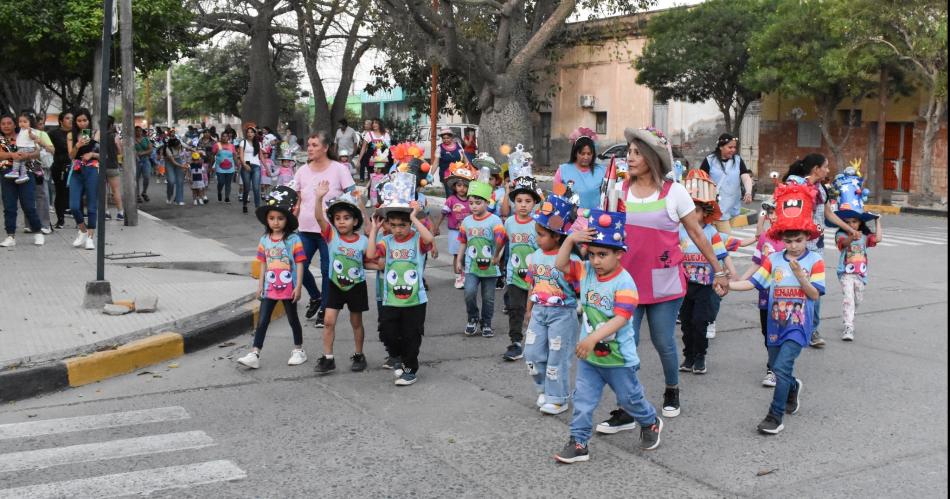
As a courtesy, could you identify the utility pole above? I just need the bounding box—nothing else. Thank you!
[429,0,439,166]
[144,75,152,127]
[873,67,888,205]
[166,66,173,127]
[119,0,137,225]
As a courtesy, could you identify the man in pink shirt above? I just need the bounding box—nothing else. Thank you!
[294,131,356,326]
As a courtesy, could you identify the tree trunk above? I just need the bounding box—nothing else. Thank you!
[917,92,945,203]
[872,67,887,204]
[817,102,849,171]
[477,90,533,162]
[241,23,280,127]
[119,0,138,225]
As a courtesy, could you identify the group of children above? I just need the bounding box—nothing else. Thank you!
[240,133,884,460]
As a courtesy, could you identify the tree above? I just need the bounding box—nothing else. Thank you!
[634,0,773,136]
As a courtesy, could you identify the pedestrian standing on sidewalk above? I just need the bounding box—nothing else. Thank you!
[0,114,44,247]
[163,137,187,206]
[101,117,124,220]
[66,108,99,250]
[237,185,308,369]
[133,126,152,203]
[23,112,56,233]
[213,131,237,203]
[49,111,73,229]
[238,126,264,214]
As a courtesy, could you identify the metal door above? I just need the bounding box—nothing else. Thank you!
[883,122,913,191]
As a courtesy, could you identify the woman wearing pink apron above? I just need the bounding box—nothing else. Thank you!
[597,128,730,433]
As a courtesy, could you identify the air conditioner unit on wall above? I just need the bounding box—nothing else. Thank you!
[579,95,595,108]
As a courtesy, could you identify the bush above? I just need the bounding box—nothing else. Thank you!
[388,117,419,144]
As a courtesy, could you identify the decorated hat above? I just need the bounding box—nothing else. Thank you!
[767,181,820,241]
[277,151,297,162]
[507,145,542,203]
[326,192,364,231]
[585,209,627,250]
[256,185,299,233]
[624,126,673,175]
[683,169,721,224]
[445,161,477,191]
[533,194,576,234]
[370,141,389,166]
[337,148,351,158]
[390,142,433,189]
[376,171,417,218]
[830,159,878,223]
[509,176,542,203]
[472,154,501,177]
[469,165,496,201]
[191,151,201,161]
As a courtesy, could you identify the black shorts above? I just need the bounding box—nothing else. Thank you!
[325,280,369,312]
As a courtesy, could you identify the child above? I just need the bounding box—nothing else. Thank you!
[238,186,308,369]
[500,175,541,361]
[6,115,39,184]
[433,161,475,289]
[189,151,207,205]
[730,181,825,435]
[338,149,354,176]
[480,159,507,289]
[276,153,296,186]
[553,211,663,464]
[456,176,507,337]
[523,194,581,415]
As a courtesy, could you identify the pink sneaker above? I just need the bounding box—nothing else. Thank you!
[454,274,465,289]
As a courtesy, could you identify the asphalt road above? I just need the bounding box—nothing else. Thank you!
[1,190,946,498]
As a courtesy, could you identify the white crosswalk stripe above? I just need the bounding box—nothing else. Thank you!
[726,225,947,259]
[0,406,245,496]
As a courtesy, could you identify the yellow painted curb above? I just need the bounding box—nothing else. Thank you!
[731,214,750,228]
[251,300,286,326]
[251,260,262,279]
[865,204,901,214]
[65,332,184,387]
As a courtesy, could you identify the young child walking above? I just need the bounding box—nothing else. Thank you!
[238,186,308,369]
[553,210,663,463]
[456,174,507,337]
[433,161,475,289]
[499,175,541,361]
[189,151,207,205]
[313,181,373,374]
[730,181,825,435]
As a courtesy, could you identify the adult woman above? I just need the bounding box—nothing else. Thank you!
[293,130,355,326]
[357,119,373,182]
[49,111,73,229]
[462,127,478,162]
[783,153,860,348]
[66,108,99,250]
[163,137,187,206]
[603,127,730,426]
[359,118,390,175]
[0,114,44,247]
[238,126,264,213]
[213,131,237,203]
[99,116,123,220]
[553,131,606,210]
[24,112,55,232]
[133,126,152,202]
[699,133,753,233]
[436,128,466,196]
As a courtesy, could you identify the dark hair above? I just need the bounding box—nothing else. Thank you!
[372,118,387,135]
[71,108,93,145]
[778,229,808,239]
[243,127,260,155]
[261,208,291,240]
[386,211,410,223]
[714,133,738,159]
[58,110,73,124]
[107,116,116,129]
[784,153,826,181]
[338,119,348,127]
[537,224,568,245]
[587,242,624,253]
[569,136,597,174]
[16,111,36,129]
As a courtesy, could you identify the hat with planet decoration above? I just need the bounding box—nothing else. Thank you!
[585,208,627,250]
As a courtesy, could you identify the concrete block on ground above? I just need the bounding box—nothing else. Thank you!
[135,295,159,313]
[83,280,113,309]
[103,304,133,316]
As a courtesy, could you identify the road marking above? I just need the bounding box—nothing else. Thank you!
[0,460,246,499]
[0,431,214,472]
[0,407,190,440]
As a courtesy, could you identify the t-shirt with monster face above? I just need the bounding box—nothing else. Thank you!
[578,262,639,368]
[525,249,581,308]
[376,231,428,307]
[835,230,877,284]
[751,250,826,347]
[256,234,307,300]
[323,226,368,292]
[457,213,507,278]
[504,215,537,290]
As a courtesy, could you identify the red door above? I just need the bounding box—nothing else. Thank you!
[883,123,913,191]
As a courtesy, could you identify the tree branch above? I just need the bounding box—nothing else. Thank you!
[506,0,576,79]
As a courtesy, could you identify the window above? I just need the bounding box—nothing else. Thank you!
[838,109,863,127]
[595,112,607,135]
[797,121,822,148]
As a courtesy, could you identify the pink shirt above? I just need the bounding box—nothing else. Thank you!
[294,161,355,234]
[442,195,472,230]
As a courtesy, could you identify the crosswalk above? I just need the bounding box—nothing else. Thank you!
[0,406,245,498]
[727,225,948,259]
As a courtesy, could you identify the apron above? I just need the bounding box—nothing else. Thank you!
[706,153,742,219]
[620,180,686,304]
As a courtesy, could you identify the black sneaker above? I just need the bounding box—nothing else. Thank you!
[104,212,112,220]
[305,299,321,319]
[423,278,429,291]
[481,325,494,338]
[54,222,65,230]
[242,205,248,213]
[809,330,826,348]
[350,353,367,372]
[382,356,401,369]
[692,356,707,374]
[596,409,637,434]
[314,308,326,328]
[639,416,663,450]
[786,378,803,415]
[314,355,336,374]
[679,357,694,372]
[495,279,505,290]
[662,387,681,418]
[554,437,589,464]
[141,193,149,202]
[757,413,784,434]
[503,343,523,361]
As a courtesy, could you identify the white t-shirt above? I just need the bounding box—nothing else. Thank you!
[241,140,261,165]
[625,182,695,223]
[16,129,36,148]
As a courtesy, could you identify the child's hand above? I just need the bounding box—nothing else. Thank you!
[28,129,37,141]
[789,259,807,280]
[568,228,596,244]
[410,200,420,217]
[370,215,381,232]
[431,247,439,259]
[492,254,501,266]
[576,337,597,359]
[315,180,330,199]
[454,260,463,275]
[257,281,264,298]
[292,286,302,303]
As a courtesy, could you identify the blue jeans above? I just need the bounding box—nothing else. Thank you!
[165,165,184,203]
[766,340,803,421]
[524,305,578,405]
[299,231,329,308]
[216,172,234,201]
[632,296,684,387]
[240,164,261,208]
[464,274,497,324]
[68,165,99,230]
[2,173,42,235]
[571,361,657,445]
[136,156,151,195]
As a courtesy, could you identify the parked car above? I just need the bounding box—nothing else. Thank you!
[417,123,480,161]
[596,143,685,165]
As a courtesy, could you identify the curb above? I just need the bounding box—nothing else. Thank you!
[729,210,759,229]
[0,299,281,403]
[865,204,902,215]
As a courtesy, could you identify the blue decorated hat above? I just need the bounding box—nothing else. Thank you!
[832,161,878,223]
[533,194,576,234]
[585,209,626,250]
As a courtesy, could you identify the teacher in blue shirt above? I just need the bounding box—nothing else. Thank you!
[553,130,606,210]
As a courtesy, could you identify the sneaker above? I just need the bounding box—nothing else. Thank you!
[392,359,404,378]
[536,394,546,408]
[314,355,336,374]
[464,320,479,336]
[72,231,87,247]
[237,351,260,369]
[639,416,663,450]
[40,226,52,234]
[15,174,29,184]
[165,198,172,205]
[287,349,307,366]
[0,236,15,247]
[454,274,465,289]
[54,222,65,229]
[679,357,694,372]
[662,387,681,418]
[116,212,125,221]
[350,353,367,372]
[142,193,150,202]
[23,227,33,233]
[692,356,707,374]
[757,413,784,435]
[502,306,510,315]
[84,237,95,250]
[503,343,523,361]
[104,212,112,220]
[3,170,18,179]
[809,330,826,348]
[382,356,401,369]
[305,299,321,319]
[842,326,854,341]
[203,196,209,203]
[178,202,185,206]
[33,233,44,246]
[786,378,803,415]
[194,199,199,206]
[596,409,637,434]
[762,370,777,387]
[314,308,326,328]
[706,322,717,339]
[554,437,589,464]
[481,325,494,338]
[540,403,569,415]
[495,279,505,290]
[395,369,417,386]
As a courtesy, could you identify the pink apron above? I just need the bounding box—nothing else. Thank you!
[620,180,687,304]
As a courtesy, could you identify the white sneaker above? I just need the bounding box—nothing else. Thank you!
[33,233,44,246]
[0,236,15,247]
[40,227,52,235]
[539,403,569,415]
[194,199,199,206]
[84,237,95,250]
[287,349,307,365]
[178,202,185,206]
[536,393,545,408]
[842,327,854,341]
[454,274,465,289]
[72,230,87,247]
[706,322,717,339]
[762,370,777,387]
[237,351,260,369]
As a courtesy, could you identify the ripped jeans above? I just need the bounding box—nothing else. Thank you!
[524,305,579,405]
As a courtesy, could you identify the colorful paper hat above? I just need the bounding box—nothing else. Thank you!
[509,176,542,203]
[445,161,476,191]
[767,181,820,241]
[256,185,299,233]
[585,209,627,250]
[376,171,416,217]
[533,194,576,234]
[371,141,389,166]
[472,154,501,177]
[831,160,878,223]
[468,181,493,201]
[277,151,297,162]
[683,169,721,224]
[191,151,202,161]
[624,126,673,175]
[326,192,364,231]
[337,149,351,157]
[665,159,685,183]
